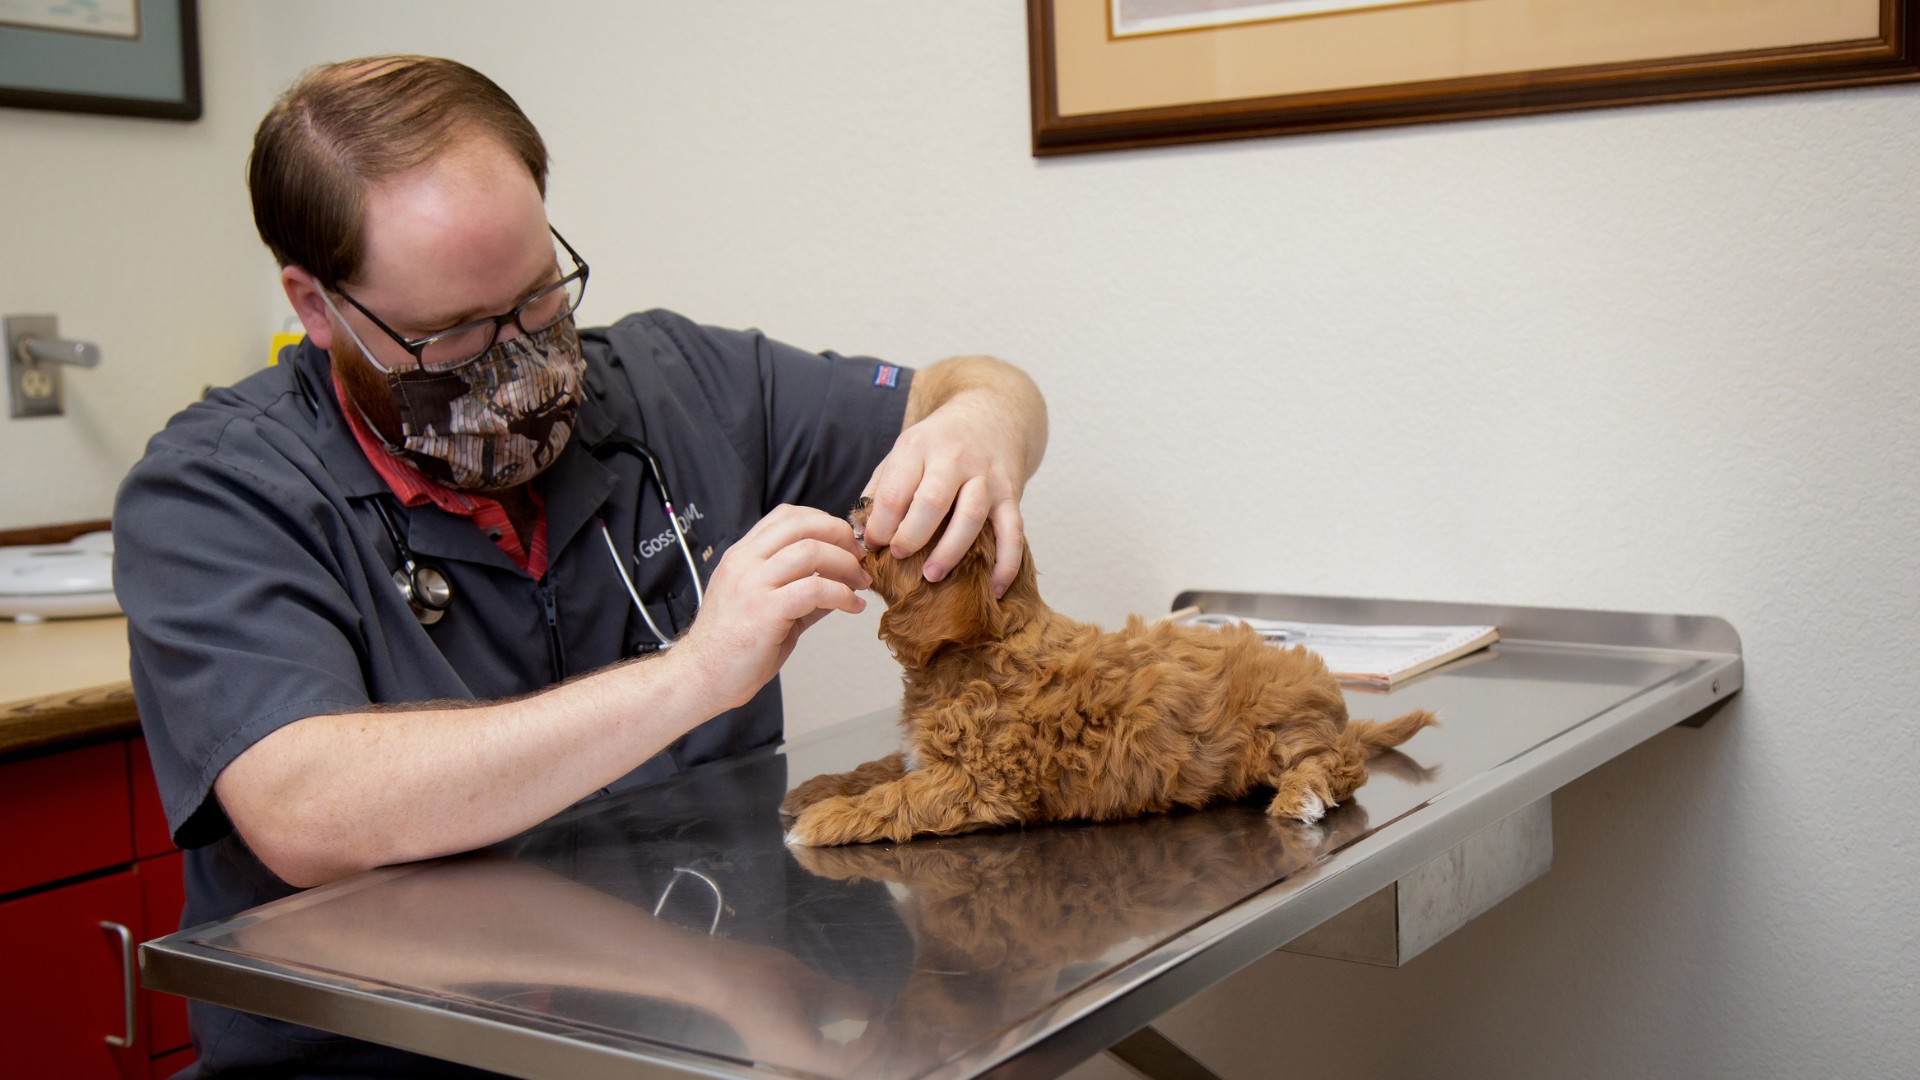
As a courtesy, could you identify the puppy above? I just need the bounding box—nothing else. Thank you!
[781,500,1436,847]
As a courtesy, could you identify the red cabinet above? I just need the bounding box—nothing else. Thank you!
[0,871,144,1078]
[0,737,195,1077]
[0,742,133,896]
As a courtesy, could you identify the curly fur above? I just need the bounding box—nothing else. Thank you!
[782,502,1436,846]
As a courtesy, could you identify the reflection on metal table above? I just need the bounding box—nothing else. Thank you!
[141,592,1741,1080]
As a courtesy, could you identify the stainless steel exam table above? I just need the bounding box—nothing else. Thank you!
[141,592,1742,1080]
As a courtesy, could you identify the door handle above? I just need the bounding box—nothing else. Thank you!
[98,921,136,1049]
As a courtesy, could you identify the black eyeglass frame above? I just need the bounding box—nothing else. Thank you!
[330,226,589,371]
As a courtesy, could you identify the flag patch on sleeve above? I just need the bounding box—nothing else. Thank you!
[873,363,900,388]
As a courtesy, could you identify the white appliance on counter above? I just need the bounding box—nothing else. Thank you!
[0,531,118,621]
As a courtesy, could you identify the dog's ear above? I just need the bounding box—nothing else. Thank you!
[997,526,1040,611]
[879,523,1017,668]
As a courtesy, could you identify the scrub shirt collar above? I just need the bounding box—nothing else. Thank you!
[528,389,620,567]
[285,338,390,501]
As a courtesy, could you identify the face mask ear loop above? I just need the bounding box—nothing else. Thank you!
[317,290,396,375]
[321,289,418,453]
[342,392,427,465]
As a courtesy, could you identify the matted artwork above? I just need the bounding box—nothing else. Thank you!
[0,0,201,120]
[1111,0,1438,38]
[1030,0,1920,154]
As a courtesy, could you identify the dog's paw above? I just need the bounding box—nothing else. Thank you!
[786,798,873,847]
[784,802,831,846]
[1268,788,1336,824]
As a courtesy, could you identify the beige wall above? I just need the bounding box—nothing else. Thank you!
[6,3,1916,1076]
[0,7,275,530]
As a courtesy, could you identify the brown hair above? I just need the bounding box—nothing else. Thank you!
[248,55,548,288]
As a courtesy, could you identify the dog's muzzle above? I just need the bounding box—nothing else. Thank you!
[850,495,873,543]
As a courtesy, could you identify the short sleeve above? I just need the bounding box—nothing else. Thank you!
[114,431,372,848]
[637,311,912,515]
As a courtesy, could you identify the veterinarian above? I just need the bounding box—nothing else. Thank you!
[112,55,1046,1075]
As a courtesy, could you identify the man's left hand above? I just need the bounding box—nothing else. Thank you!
[859,356,1047,599]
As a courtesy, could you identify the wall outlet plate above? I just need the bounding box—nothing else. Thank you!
[5,314,63,419]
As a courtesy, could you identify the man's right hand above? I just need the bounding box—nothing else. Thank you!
[215,505,870,889]
[672,504,870,712]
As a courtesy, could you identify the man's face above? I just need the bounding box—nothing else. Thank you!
[328,135,559,442]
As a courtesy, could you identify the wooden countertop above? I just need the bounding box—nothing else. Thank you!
[0,615,139,756]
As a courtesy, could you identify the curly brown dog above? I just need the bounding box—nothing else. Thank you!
[781,500,1436,846]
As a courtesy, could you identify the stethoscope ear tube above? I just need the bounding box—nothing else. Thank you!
[599,516,673,646]
[590,435,707,643]
[590,435,677,505]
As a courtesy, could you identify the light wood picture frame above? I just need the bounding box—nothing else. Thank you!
[1029,0,1920,155]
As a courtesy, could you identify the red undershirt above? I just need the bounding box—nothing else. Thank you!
[333,374,551,579]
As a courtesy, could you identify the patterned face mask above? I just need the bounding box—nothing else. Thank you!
[381,318,587,490]
[328,293,587,491]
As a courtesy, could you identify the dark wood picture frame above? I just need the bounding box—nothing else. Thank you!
[0,0,201,121]
[1029,0,1920,156]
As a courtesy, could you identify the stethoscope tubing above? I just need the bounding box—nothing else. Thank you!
[661,495,705,609]
[590,434,706,645]
[599,516,674,645]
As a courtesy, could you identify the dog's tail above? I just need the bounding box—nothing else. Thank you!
[1340,710,1438,758]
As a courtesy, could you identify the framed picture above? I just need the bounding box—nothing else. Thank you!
[1029,0,1920,155]
[0,0,201,120]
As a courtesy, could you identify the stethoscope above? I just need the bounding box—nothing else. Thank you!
[652,866,724,935]
[372,435,706,645]
[589,434,706,648]
[370,497,455,626]
[293,365,706,644]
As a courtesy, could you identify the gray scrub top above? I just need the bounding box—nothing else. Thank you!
[113,309,912,1077]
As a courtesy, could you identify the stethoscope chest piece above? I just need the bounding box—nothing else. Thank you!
[371,498,454,626]
[393,563,452,625]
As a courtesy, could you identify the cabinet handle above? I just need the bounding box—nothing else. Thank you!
[98,921,136,1049]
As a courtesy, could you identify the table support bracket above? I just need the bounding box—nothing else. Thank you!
[1281,795,1553,967]
[1106,1025,1225,1080]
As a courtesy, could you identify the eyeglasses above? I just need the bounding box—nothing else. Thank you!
[331,227,589,373]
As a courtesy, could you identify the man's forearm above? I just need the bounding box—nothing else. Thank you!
[215,647,717,887]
